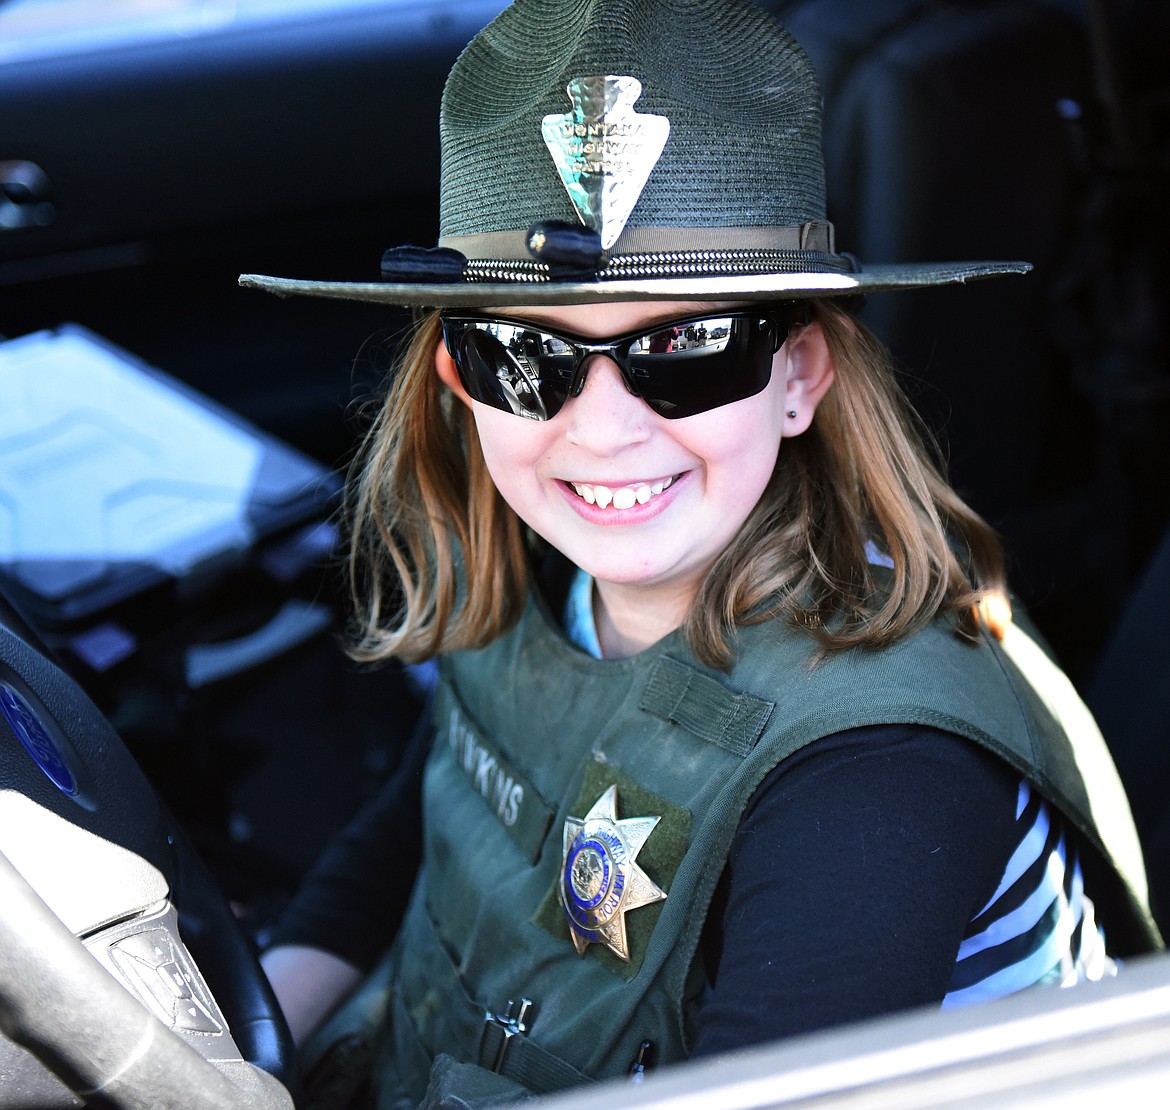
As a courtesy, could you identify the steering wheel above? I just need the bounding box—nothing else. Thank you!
[0,591,299,1109]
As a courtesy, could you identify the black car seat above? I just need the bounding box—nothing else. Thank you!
[1088,524,1170,928]
[759,0,1170,686]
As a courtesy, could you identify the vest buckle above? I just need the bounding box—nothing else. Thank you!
[482,997,535,1074]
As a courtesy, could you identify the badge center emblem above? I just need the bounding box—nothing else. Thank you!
[560,784,666,960]
[570,844,608,903]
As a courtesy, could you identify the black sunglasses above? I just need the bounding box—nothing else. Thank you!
[439,308,797,421]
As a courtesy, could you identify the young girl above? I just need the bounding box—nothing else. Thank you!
[243,0,1160,1104]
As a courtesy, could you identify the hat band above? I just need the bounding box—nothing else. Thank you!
[440,220,847,284]
[461,247,850,284]
[440,220,836,260]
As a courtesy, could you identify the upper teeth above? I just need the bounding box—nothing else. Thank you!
[570,476,674,509]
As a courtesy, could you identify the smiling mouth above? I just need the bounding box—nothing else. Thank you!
[568,475,676,509]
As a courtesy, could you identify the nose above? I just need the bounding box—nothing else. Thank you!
[563,355,651,453]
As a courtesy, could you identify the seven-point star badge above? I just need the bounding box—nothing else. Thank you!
[560,784,667,960]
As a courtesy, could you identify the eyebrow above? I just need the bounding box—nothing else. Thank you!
[484,303,743,334]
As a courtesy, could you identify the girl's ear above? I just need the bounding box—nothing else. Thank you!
[781,319,835,436]
[435,340,474,410]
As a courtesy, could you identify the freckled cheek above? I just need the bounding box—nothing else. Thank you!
[475,409,535,464]
[471,410,558,510]
[692,422,782,494]
[719,458,777,520]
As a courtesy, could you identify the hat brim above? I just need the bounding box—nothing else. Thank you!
[238,260,1030,308]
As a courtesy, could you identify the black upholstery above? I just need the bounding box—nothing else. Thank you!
[760,0,1170,685]
[1088,526,1170,928]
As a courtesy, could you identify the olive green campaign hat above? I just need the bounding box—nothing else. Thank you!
[239,0,1029,308]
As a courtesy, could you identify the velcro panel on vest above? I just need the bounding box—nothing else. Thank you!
[640,655,774,756]
[532,758,691,982]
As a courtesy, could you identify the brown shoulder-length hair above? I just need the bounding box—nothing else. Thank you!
[345,303,1006,670]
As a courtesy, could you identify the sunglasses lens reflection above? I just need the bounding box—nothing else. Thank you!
[444,311,788,421]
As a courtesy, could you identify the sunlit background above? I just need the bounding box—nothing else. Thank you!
[0,0,403,60]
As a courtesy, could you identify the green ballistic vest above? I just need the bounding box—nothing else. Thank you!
[372,592,1159,1108]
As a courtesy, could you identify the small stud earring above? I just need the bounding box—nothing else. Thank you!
[786,410,798,419]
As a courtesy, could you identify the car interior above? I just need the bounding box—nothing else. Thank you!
[1,0,1168,1104]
